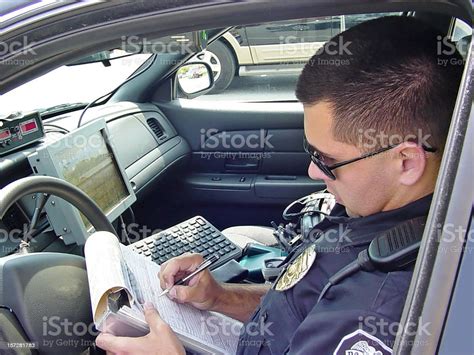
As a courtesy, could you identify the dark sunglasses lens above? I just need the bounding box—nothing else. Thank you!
[319,162,336,180]
[311,156,336,180]
[304,138,336,180]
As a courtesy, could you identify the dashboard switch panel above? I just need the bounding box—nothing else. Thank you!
[0,111,44,156]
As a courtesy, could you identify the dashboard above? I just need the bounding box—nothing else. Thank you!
[0,102,191,254]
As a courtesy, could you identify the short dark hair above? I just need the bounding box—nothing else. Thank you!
[295,16,464,152]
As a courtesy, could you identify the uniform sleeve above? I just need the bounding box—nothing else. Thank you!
[287,308,395,355]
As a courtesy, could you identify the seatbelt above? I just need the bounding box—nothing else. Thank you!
[317,216,426,304]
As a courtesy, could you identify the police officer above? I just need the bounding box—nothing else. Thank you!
[96,16,463,354]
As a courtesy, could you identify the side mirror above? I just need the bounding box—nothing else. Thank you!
[176,62,214,99]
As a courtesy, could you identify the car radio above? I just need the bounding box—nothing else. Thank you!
[0,111,44,156]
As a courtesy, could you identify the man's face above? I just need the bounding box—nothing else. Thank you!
[304,101,398,217]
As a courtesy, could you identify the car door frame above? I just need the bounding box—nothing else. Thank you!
[394,36,473,354]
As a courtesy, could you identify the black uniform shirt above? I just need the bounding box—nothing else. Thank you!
[236,194,432,354]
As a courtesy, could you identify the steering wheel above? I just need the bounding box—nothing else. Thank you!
[0,176,115,354]
[0,175,115,234]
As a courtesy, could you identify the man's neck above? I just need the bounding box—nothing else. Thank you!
[383,160,438,212]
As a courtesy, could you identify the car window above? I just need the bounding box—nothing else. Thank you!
[180,13,401,103]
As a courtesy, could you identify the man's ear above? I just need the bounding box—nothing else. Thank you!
[393,142,427,186]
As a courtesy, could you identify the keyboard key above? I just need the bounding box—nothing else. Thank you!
[196,218,206,226]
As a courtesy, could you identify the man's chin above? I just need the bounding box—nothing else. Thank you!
[345,206,361,218]
[328,190,342,205]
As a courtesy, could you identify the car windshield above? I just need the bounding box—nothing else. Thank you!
[0,51,152,116]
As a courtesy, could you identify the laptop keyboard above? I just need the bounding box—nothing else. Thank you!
[128,216,241,269]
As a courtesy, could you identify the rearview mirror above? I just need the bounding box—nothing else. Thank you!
[176,62,214,99]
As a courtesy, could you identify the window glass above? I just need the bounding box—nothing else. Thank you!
[0,51,151,116]
[182,13,400,103]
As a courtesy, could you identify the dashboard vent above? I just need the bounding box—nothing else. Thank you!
[147,118,164,139]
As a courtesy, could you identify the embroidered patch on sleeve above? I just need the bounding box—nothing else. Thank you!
[333,329,393,355]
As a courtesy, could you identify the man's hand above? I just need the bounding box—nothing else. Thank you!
[159,253,224,310]
[160,253,270,322]
[95,304,185,355]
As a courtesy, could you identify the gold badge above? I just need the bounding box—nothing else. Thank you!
[275,244,317,291]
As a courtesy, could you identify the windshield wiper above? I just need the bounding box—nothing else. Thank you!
[37,102,87,116]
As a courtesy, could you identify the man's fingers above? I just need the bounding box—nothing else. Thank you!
[144,304,164,328]
[168,284,201,303]
[160,253,204,288]
[96,333,137,353]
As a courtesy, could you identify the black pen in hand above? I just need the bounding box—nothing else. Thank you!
[158,254,219,297]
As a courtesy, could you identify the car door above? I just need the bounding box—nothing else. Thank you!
[157,99,324,229]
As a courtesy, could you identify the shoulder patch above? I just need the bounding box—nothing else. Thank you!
[333,329,392,355]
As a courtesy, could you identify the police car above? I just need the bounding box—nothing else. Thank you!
[0,1,472,354]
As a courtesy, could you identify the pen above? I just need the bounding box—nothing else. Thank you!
[158,254,220,297]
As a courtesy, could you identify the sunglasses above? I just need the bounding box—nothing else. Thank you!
[303,137,437,180]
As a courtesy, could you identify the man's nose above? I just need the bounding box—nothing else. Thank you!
[308,161,330,181]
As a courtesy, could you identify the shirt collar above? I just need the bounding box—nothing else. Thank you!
[323,194,433,246]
